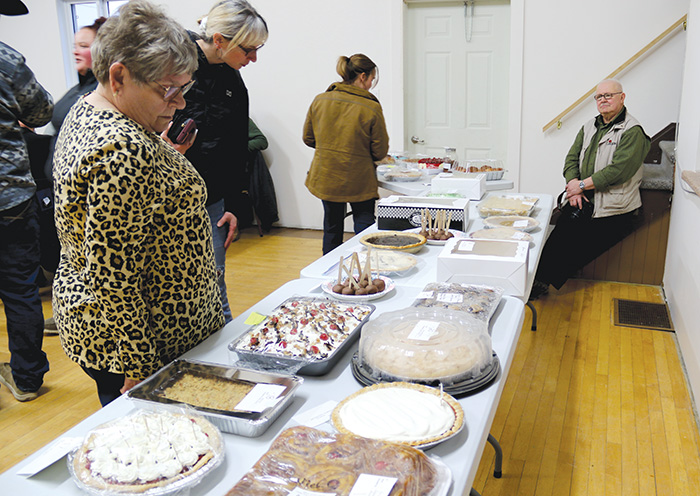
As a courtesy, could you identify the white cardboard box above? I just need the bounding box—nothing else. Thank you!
[431,173,486,200]
[377,196,470,231]
[436,237,529,297]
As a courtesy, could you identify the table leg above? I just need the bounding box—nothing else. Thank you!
[526,301,538,331]
[487,433,503,478]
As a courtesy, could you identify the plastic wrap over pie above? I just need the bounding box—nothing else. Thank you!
[225,425,448,496]
[358,307,493,385]
[412,282,504,322]
[477,195,538,217]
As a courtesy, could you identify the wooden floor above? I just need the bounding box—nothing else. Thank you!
[1,228,699,496]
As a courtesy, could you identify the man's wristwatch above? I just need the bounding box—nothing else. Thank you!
[579,180,586,192]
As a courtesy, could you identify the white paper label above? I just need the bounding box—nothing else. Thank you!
[513,231,527,240]
[292,400,338,427]
[416,291,434,299]
[235,383,286,412]
[16,437,82,476]
[523,200,536,206]
[436,293,463,303]
[349,474,398,496]
[458,241,475,251]
[289,488,336,496]
[407,320,441,341]
[513,220,529,228]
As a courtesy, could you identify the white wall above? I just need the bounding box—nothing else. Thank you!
[665,0,700,404]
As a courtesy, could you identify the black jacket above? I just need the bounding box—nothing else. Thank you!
[177,32,249,210]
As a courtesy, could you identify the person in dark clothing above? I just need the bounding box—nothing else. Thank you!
[0,0,54,401]
[171,0,268,323]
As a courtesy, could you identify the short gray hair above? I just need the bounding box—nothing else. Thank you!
[92,0,198,85]
[198,0,268,50]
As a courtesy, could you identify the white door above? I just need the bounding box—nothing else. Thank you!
[405,1,510,164]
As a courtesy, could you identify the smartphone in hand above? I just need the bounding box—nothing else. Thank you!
[167,115,197,144]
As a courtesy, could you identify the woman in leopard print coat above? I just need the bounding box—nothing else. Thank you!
[52,1,224,406]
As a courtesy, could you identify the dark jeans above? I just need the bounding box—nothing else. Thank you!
[322,199,376,255]
[0,198,49,392]
[81,365,125,407]
[535,209,637,289]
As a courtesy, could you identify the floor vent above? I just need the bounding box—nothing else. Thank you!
[613,298,674,332]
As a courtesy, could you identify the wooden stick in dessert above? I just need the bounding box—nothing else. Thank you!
[337,255,344,285]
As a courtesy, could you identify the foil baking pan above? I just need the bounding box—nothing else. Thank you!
[127,359,303,437]
[228,296,375,376]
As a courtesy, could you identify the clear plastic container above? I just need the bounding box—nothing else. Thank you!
[357,307,493,386]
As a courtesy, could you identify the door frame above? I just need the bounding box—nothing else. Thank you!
[397,0,524,190]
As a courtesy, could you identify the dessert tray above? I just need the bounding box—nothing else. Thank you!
[68,409,224,495]
[356,249,418,274]
[321,275,395,301]
[331,382,464,450]
[355,307,495,391]
[360,231,427,253]
[478,195,539,218]
[483,215,540,232]
[226,426,452,496]
[228,296,375,376]
[383,168,423,182]
[412,282,504,322]
[127,359,302,436]
[469,227,533,244]
[351,351,501,398]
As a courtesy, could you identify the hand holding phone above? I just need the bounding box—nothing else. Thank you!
[167,115,197,145]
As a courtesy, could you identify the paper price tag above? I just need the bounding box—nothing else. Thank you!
[292,400,338,427]
[513,220,529,228]
[16,436,82,476]
[244,312,267,325]
[235,383,286,412]
[437,293,463,303]
[513,231,527,240]
[458,241,475,251]
[416,291,434,299]
[408,320,441,341]
[349,474,398,496]
[289,488,336,496]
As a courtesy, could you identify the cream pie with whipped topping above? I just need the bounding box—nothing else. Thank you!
[71,411,221,493]
[331,382,464,447]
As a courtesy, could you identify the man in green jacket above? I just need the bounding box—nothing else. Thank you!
[531,79,651,299]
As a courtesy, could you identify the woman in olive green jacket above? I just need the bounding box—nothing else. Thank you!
[303,54,389,254]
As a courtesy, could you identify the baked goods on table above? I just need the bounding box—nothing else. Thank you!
[358,307,493,386]
[360,231,427,253]
[155,371,255,412]
[332,382,464,447]
[70,410,223,494]
[225,426,446,496]
[417,208,455,241]
[412,282,504,322]
[483,214,540,232]
[478,195,538,217]
[356,249,418,273]
[469,226,533,243]
[329,251,389,296]
[230,296,373,362]
[383,168,422,181]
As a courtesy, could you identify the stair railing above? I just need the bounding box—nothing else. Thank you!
[543,15,687,133]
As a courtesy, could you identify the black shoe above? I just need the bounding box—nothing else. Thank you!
[529,280,549,301]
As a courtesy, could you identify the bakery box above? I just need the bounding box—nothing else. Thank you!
[431,172,486,200]
[436,237,529,297]
[377,195,469,231]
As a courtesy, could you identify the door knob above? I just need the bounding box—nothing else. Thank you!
[410,135,425,145]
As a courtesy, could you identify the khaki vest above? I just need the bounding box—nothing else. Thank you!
[580,113,644,218]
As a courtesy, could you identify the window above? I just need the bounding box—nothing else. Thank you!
[57,1,127,86]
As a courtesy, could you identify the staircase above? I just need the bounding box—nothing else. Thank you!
[576,134,674,286]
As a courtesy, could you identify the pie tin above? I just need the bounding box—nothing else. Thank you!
[350,351,501,398]
[127,359,303,437]
[228,296,375,376]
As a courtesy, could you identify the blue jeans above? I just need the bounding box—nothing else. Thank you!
[207,199,232,323]
[322,199,376,255]
[0,198,49,392]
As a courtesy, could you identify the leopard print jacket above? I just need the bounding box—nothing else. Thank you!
[52,98,224,381]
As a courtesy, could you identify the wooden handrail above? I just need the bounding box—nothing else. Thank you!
[543,14,688,133]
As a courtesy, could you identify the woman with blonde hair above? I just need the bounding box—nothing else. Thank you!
[303,54,390,254]
[53,0,224,406]
[171,0,268,323]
